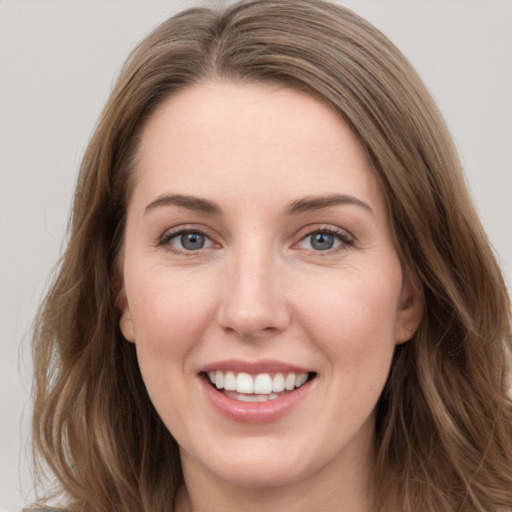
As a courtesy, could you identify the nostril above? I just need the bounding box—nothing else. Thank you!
[216,283,291,338]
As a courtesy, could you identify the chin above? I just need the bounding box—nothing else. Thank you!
[208,457,309,489]
[181,432,332,491]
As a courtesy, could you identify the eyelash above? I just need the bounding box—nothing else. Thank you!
[296,227,355,253]
[158,226,215,256]
[158,226,355,255]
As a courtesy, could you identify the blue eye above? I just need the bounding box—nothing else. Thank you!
[298,230,351,251]
[310,232,336,251]
[166,231,213,251]
[180,232,205,250]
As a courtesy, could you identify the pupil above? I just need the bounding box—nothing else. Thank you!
[311,233,334,250]
[181,233,205,250]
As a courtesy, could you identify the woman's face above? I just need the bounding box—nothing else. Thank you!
[119,82,421,491]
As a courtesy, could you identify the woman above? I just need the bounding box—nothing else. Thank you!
[29,1,512,511]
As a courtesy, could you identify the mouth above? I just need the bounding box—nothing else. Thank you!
[202,370,317,403]
[198,360,317,423]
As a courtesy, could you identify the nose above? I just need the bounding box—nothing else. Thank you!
[216,245,291,339]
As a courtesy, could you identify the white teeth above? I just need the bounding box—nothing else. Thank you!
[234,393,261,403]
[227,392,280,402]
[215,370,224,390]
[207,370,310,395]
[223,371,236,391]
[296,373,308,387]
[236,372,254,394]
[254,374,273,394]
[284,373,296,391]
[272,373,285,392]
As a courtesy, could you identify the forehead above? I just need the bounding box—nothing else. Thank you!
[133,81,385,214]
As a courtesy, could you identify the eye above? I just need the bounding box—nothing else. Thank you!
[164,230,214,252]
[297,229,352,252]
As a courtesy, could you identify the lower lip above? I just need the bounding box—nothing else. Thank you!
[200,376,313,424]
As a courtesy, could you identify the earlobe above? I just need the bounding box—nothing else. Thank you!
[119,293,136,343]
[395,272,424,345]
[113,275,136,343]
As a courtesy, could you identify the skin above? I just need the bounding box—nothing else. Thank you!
[119,81,422,512]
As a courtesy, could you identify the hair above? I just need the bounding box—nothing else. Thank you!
[29,1,512,511]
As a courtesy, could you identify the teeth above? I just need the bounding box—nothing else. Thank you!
[272,373,285,392]
[215,370,224,390]
[225,392,280,402]
[254,374,273,394]
[224,371,236,391]
[236,372,254,394]
[296,373,308,387]
[284,373,296,391]
[206,371,310,395]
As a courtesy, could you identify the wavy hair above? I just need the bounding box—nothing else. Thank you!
[30,1,512,511]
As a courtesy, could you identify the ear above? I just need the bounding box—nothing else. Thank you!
[113,273,136,343]
[395,270,424,345]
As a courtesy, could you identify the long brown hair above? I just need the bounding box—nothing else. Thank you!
[30,1,512,511]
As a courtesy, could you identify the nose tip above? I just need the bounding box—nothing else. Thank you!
[220,302,288,339]
[216,255,290,339]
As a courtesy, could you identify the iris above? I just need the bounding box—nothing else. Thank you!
[310,232,335,251]
[180,232,205,250]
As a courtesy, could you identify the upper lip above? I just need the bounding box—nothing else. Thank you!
[199,359,312,375]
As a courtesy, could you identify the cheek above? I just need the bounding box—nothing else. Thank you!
[124,266,219,431]
[295,264,402,366]
[125,263,218,359]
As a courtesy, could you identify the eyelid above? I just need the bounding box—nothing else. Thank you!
[156,223,355,254]
[293,224,355,251]
[158,224,220,253]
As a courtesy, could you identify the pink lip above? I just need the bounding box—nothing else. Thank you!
[200,359,311,374]
[198,371,314,425]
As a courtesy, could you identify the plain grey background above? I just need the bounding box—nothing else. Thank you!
[1,1,511,510]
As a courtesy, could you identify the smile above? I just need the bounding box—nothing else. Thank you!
[199,362,316,423]
[206,371,311,402]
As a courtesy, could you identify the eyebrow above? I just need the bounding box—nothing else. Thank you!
[144,194,222,215]
[144,192,373,216]
[284,194,374,216]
